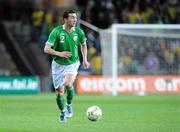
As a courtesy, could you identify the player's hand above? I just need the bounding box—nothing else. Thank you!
[57,51,72,58]
[83,60,90,69]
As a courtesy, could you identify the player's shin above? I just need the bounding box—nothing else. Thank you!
[66,87,74,105]
[56,95,65,113]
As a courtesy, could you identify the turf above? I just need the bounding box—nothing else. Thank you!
[0,93,180,132]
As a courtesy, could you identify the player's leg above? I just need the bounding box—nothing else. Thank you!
[65,74,75,105]
[55,86,65,115]
[64,74,75,118]
[51,60,67,122]
[55,86,67,122]
[63,61,80,118]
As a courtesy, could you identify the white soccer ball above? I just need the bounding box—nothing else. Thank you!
[86,105,102,121]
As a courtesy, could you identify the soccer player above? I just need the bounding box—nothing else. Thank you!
[44,9,90,122]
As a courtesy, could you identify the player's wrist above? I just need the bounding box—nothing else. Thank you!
[54,51,61,57]
[83,59,88,63]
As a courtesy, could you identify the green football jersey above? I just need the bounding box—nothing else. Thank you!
[47,25,87,65]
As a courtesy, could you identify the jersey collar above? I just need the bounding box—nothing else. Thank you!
[62,24,75,32]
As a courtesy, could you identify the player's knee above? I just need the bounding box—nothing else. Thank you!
[56,88,64,96]
[65,75,75,88]
[57,91,64,96]
[65,81,73,88]
[66,83,73,88]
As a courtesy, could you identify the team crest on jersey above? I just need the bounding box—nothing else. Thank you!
[73,34,78,41]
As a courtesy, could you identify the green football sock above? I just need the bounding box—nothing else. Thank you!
[56,95,65,113]
[66,87,74,105]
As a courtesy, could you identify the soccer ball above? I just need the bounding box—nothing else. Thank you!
[86,106,102,121]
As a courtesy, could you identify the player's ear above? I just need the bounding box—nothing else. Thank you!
[63,18,67,23]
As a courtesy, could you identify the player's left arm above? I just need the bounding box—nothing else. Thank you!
[79,28,90,69]
[80,44,90,69]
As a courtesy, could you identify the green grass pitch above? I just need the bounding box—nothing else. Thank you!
[0,93,180,132]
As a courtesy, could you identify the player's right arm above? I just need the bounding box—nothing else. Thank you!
[44,43,72,58]
[44,28,71,58]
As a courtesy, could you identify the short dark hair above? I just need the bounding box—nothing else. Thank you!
[63,9,76,19]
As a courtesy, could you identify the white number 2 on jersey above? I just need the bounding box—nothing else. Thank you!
[60,36,65,43]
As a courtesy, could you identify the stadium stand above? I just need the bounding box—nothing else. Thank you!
[0,42,20,76]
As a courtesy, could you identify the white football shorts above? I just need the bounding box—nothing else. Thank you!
[51,60,80,89]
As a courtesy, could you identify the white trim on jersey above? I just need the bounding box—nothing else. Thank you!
[46,41,54,46]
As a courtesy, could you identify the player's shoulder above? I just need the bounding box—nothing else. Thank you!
[51,25,63,33]
[75,27,85,34]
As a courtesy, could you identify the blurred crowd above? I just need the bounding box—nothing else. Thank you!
[77,0,180,75]
[0,0,179,75]
[118,36,180,75]
[77,0,180,28]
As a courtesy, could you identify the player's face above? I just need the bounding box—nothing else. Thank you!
[67,13,77,27]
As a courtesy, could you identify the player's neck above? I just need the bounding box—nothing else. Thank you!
[64,24,73,33]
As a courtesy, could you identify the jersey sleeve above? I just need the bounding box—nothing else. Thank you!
[79,29,87,45]
[46,28,57,46]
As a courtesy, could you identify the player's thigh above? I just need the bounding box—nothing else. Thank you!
[52,60,65,89]
[65,74,75,87]
[64,61,80,87]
